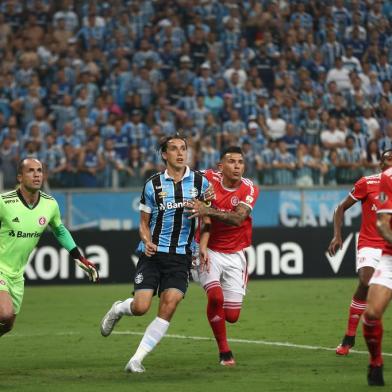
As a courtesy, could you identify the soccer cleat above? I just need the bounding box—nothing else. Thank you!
[219,351,236,367]
[124,358,145,373]
[100,300,122,337]
[336,335,355,356]
[367,365,384,386]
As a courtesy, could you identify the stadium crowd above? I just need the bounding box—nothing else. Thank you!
[0,0,392,189]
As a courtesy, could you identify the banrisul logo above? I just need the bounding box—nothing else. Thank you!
[9,230,40,238]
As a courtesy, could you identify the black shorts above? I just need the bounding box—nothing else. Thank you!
[134,252,192,296]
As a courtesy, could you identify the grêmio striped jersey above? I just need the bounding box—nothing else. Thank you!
[138,166,209,255]
[0,189,63,278]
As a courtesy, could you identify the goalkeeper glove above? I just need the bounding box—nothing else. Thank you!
[75,256,99,283]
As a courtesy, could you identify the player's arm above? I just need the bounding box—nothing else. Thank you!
[139,211,157,257]
[50,204,98,282]
[188,200,251,227]
[327,195,357,256]
[139,180,158,257]
[376,213,392,243]
[199,217,211,272]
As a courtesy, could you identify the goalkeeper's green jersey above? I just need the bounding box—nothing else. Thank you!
[0,189,63,278]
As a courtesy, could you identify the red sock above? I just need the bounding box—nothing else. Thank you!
[206,284,230,353]
[346,297,366,336]
[363,316,383,367]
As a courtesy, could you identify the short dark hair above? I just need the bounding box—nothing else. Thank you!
[381,149,392,160]
[220,146,243,160]
[159,134,187,163]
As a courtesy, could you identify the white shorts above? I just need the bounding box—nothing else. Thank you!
[198,249,248,297]
[356,247,381,272]
[369,254,392,290]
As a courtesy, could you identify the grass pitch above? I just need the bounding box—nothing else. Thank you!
[1,279,391,392]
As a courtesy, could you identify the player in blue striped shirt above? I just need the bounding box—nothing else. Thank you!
[100,135,209,373]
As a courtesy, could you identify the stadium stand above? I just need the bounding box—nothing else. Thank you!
[0,0,391,188]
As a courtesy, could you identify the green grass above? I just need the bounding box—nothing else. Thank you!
[1,279,391,392]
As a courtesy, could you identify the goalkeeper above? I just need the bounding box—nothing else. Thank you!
[0,158,98,336]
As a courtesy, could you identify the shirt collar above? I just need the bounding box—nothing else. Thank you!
[164,166,190,181]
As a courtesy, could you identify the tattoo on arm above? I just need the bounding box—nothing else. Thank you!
[207,203,251,227]
[377,214,392,244]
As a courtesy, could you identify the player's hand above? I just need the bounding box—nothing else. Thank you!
[199,246,210,273]
[144,241,157,257]
[187,199,210,219]
[202,185,215,202]
[328,236,342,257]
[75,256,99,283]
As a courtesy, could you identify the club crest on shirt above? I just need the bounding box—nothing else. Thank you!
[231,196,239,206]
[135,273,143,284]
[189,187,199,198]
[38,217,46,225]
[379,192,388,203]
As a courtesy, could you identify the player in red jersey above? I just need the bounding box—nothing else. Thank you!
[188,146,259,366]
[328,150,392,356]
[362,157,392,386]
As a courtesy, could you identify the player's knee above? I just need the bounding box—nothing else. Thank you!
[364,307,383,321]
[131,301,150,316]
[0,314,14,335]
[207,288,224,308]
[358,276,371,289]
[224,308,241,323]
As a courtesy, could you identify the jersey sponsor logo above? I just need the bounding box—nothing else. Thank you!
[9,230,41,238]
[371,204,377,211]
[367,181,379,184]
[5,199,19,204]
[231,196,239,206]
[158,191,167,199]
[38,217,46,225]
[134,273,143,284]
[12,217,19,223]
[246,195,254,204]
[158,200,192,211]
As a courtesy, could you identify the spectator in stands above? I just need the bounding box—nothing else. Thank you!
[321,117,346,151]
[77,137,104,187]
[259,139,276,186]
[300,106,323,146]
[266,104,287,141]
[336,135,363,184]
[41,132,66,187]
[272,140,296,186]
[296,143,314,187]
[363,139,382,177]
[0,137,19,190]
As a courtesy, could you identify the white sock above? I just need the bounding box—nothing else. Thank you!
[115,298,134,316]
[131,317,170,363]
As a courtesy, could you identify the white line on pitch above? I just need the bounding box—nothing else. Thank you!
[112,331,392,357]
[5,330,392,357]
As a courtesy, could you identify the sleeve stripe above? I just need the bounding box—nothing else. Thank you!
[377,209,392,214]
[139,203,152,213]
[349,193,359,201]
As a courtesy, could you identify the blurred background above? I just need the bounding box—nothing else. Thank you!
[0,0,388,283]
